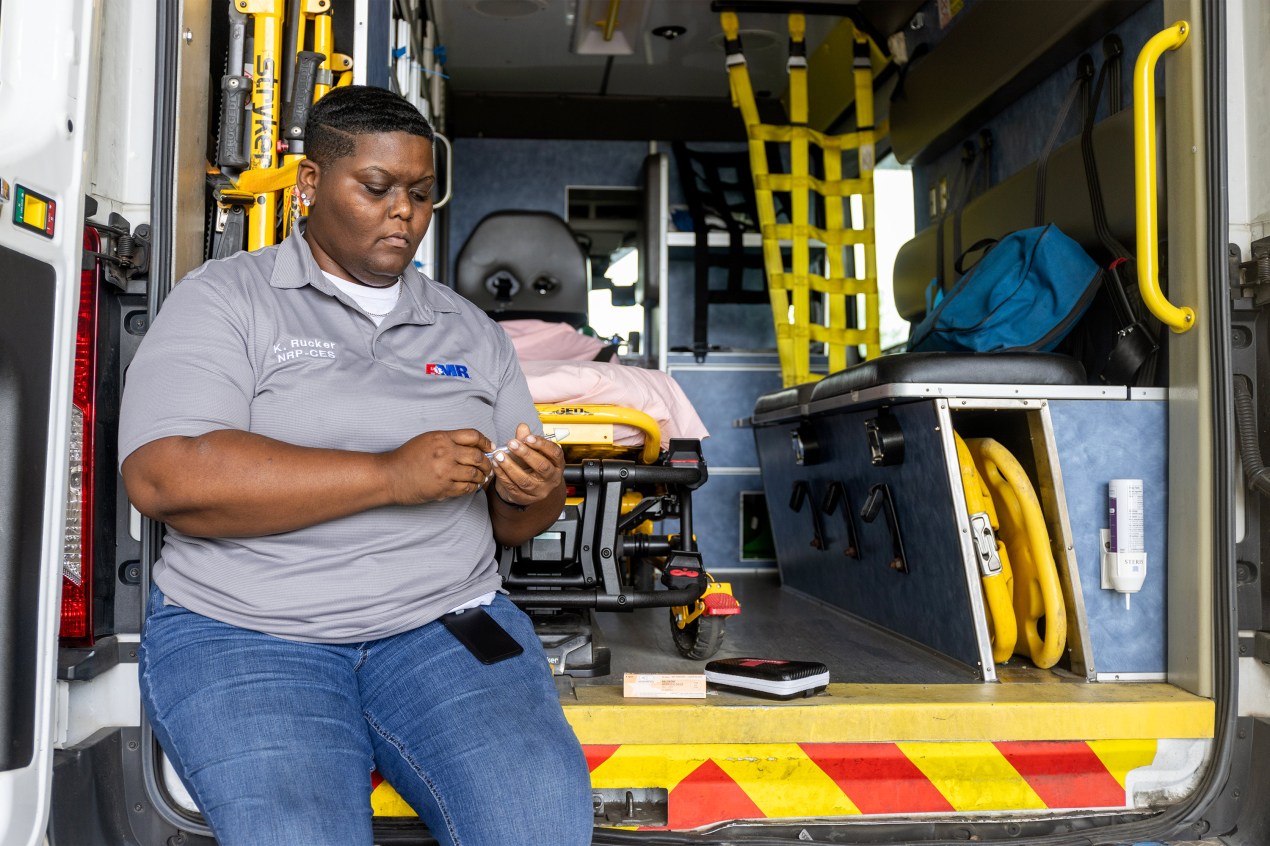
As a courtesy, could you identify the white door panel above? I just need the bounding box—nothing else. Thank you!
[0,2,100,845]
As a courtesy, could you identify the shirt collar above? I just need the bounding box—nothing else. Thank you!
[269,221,459,324]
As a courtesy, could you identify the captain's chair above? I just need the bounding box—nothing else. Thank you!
[454,210,590,327]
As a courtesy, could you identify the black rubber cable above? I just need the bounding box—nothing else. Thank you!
[1234,374,1270,496]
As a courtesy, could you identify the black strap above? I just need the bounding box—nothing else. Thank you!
[933,135,989,294]
[1076,41,1159,385]
[953,238,998,276]
[1034,60,1093,227]
[593,344,619,362]
[953,131,991,268]
[1104,35,1124,114]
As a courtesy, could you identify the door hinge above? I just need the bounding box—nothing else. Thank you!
[1231,237,1270,307]
[84,200,151,291]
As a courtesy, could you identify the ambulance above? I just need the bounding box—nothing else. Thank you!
[1,0,1267,843]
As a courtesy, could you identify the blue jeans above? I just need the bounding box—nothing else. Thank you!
[139,586,594,845]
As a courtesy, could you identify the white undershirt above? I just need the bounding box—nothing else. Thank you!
[323,271,401,326]
[320,270,496,614]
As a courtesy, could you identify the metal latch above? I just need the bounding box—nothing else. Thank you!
[84,204,151,291]
[592,788,668,827]
[969,512,1003,577]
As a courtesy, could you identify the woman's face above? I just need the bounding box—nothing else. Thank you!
[298,130,435,287]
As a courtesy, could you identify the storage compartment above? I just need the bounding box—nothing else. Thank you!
[749,379,1167,685]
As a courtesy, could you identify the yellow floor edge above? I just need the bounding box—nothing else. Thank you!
[562,682,1214,745]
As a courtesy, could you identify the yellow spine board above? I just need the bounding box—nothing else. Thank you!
[720,13,882,388]
[244,0,284,251]
[312,9,334,100]
[966,438,1067,668]
[953,433,1016,663]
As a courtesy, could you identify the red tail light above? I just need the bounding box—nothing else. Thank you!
[62,227,100,643]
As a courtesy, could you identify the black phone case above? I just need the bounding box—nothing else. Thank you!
[439,607,524,664]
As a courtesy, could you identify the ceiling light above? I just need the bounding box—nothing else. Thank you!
[651,25,686,41]
[465,0,548,19]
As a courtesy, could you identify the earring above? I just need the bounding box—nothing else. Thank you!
[300,193,312,208]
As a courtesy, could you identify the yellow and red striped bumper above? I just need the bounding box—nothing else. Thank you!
[371,682,1213,827]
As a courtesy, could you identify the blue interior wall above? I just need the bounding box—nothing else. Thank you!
[447,137,776,351]
[909,0,1165,231]
[447,138,649,283]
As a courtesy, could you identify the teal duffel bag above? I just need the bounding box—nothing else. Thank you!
[908,224,1101,354]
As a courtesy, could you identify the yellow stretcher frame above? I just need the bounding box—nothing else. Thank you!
[536,403,663,466]
[533,403,739,637]
[721,12,882,388]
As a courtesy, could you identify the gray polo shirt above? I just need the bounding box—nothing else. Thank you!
[119,227,541,643]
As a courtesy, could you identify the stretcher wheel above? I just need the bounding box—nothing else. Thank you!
[670,611,725,660]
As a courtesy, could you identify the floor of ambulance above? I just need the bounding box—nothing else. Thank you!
[556,572,1214,749]
[581,571,973,684]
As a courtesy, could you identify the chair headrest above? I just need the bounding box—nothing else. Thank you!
[454,211,590,327]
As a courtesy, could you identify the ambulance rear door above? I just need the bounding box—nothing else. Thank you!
[0,1,101,844]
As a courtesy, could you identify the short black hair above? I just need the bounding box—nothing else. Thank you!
[305,85,434,166]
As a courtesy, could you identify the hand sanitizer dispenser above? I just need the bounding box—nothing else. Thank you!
[1102,479,1147,609]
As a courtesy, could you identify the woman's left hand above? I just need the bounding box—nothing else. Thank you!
[489,422,565,508]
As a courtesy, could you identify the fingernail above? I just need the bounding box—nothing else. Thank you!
[526,435,537,444]
[496,452,506,462]
[509,440,521,450]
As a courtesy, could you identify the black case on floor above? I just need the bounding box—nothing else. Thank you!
[704,657,829,700]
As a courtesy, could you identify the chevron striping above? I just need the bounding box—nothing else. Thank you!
[711,744,861,818]
[372,739,1162,823]
[588,744,707,794]
[898,741,1047,811]
[665,759,766,830]
[1086,739,1159,790]
[800,742,955,814]
[994,741,1128,808]
[585,744,621,772]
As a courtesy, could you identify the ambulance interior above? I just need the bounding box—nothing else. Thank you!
[423,0,1205,689]
[76,0,1241,839]
[418,0,1229,830]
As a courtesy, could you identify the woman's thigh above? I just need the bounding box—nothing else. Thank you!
[139,587,376,846]
[359,595,594,846]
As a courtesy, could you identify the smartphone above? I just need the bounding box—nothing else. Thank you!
[439,607,524,664]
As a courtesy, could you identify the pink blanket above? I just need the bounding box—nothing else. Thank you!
[498,319,608,362]
[499,319,709,447]
[518,360,709,448]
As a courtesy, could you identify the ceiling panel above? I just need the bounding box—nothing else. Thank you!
[433,0,842,99]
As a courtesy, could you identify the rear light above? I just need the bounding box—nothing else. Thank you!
[62,227,100,644]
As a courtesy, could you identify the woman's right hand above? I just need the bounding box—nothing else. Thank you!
[382,428,495,505]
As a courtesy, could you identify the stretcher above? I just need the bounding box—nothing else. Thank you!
[497,404,738,673]
[458,211,739,676]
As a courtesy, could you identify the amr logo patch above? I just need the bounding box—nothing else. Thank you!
[425,363,471,378]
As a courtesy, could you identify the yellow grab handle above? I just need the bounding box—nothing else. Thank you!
[954,434,1017,663]
[968,438,1067,669]
[1133,21,1195,333]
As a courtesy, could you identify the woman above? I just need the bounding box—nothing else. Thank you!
[119,85,594,845]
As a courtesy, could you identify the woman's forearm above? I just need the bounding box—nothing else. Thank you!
[489,481,567,548]
[122,430,399,537]
[123,427,495,538]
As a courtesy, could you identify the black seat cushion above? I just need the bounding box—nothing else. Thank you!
[752,382,817,418]
[810,352,1087,404]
